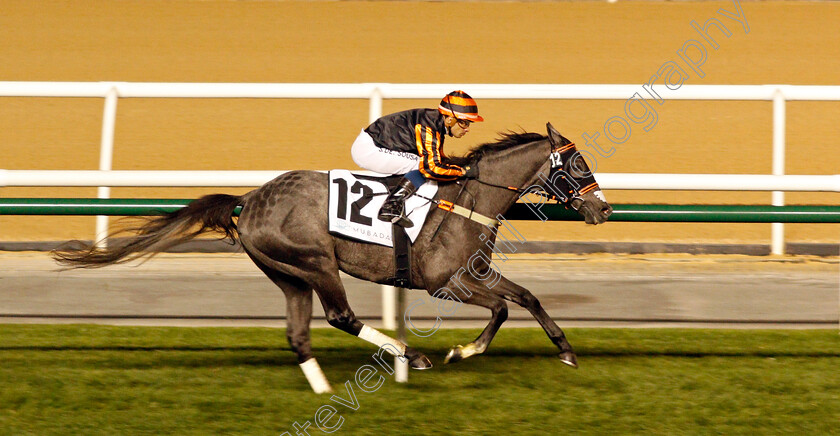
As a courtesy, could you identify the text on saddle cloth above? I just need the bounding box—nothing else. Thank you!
[327,170,438,247]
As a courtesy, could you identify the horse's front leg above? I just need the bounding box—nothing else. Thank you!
[427,283,508,364]
[489,275,578,368]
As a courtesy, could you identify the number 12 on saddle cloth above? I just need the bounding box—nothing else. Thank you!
[327,170,438,247]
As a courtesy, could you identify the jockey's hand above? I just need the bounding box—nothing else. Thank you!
[463,165,479,179]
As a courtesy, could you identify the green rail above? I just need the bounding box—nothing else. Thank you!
[0,198,202,216]
[1,198,839,223]
[505,203,840,223]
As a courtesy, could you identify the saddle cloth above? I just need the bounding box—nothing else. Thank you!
[328,170,438,247]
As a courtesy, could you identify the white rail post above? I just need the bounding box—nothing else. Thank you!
[370,85,408,382]
[369,86,399,331]
[95,86,119,248]
[369,85,383,126]
[382,285,397,331]
[394,282,408,383]
[771,88,786,255]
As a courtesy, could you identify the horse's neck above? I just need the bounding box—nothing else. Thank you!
[470,140,550,217]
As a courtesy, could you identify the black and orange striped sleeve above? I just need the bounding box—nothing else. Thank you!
[414,124,464,181]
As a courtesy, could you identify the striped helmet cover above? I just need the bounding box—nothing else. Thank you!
[438,90,484,122]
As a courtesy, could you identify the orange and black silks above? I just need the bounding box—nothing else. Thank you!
[364,108,464,181]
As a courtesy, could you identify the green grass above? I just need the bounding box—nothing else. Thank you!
[1,325,839,435]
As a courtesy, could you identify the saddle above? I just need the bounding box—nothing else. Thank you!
[328,170,440,288]
[359,176,412,288]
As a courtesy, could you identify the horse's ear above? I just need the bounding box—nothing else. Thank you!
[546,122,562,146]
[546,122,572,146]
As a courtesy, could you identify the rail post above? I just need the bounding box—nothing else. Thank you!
[771,88,786,255]
[95,85,119,248]
[395,283,408,383]
[367,86,398,330]
[368,85,407,381]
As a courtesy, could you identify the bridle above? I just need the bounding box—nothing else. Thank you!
[428,138,599,239]
[469,140,596,212]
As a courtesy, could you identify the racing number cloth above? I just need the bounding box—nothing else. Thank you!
[328,170,438,247]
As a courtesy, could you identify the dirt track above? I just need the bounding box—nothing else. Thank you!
[1,0,838,245]
[1,252,837,328]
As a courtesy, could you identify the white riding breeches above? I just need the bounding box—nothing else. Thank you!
[351,130,420,175]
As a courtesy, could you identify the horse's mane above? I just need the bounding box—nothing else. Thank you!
[448,131,547,166]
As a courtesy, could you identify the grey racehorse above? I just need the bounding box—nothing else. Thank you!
[54,123,612,393]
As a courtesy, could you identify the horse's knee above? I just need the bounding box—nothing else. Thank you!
[286,331,313,363]
[326,310,362,335]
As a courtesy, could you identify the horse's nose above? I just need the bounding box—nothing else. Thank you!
[601,206,613,218]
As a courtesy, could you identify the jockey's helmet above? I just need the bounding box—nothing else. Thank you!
[438,90,484,122]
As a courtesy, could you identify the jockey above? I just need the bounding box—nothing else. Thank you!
[351,90,483,228]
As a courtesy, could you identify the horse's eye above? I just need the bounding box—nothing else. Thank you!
[567,156,593,178]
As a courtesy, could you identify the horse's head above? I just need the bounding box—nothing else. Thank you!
[456,125,612,225]
[544,123,613,225]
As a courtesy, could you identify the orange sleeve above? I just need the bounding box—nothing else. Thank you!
[414,124,464,181]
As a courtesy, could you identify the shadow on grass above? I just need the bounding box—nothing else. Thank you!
[0,346,397,370]
[3,327,838,372]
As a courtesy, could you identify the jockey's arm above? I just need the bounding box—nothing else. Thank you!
[414,123,464,181]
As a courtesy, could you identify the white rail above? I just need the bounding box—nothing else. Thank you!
[3,82,840,100]
[3,81,840,257]
[2,170,839,192]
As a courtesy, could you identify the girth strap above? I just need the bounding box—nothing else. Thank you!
[391,224,412,288]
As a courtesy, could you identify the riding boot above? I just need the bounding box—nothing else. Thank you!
[378,177,417,228]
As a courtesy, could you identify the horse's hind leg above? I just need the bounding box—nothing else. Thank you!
[247,254,333,393]
[311,269,432,370]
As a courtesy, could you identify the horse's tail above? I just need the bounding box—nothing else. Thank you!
[52,194,243,269]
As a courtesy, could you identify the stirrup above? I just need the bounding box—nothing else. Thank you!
[378,208,414,228]
[391,214,414,228]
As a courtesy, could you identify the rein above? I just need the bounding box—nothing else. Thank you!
[416,184,501,232]
[429,180,469,240]
[474,177,582,211]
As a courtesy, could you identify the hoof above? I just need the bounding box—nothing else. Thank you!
[444,346,463,365]
[558,351,578,369]
[409,354,433,370]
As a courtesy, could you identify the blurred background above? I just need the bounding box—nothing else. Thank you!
[1,0,838,248]
[1,3,838,434]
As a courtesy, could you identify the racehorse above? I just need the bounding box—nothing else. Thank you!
[53,123,612,393]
